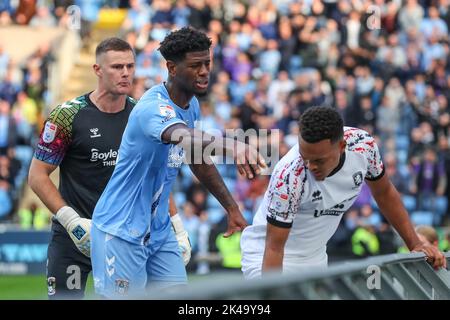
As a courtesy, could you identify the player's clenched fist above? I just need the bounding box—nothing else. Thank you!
[56,206,92,257]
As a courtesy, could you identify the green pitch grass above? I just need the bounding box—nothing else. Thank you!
[0,275,95,300]
[0,272,229,300]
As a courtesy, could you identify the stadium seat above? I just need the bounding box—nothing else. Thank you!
[207,193,222,209]
[0,190,12,219]
[207,208,225,225]
[410,211,434,226]
[396,150,408,166]
[222,177,236,194]
[402,195,417,212]
[395,135,410,151]
[174,192,186,206]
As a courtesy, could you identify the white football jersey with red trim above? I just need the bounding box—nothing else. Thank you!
[241,127,384,277]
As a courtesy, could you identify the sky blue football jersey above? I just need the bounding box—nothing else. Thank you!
[93,83,200,245]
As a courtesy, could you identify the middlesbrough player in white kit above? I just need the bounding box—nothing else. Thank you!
[241,106,447,279]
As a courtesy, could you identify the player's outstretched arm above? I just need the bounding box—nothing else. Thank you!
[161,123,263,237]
[162,124,266,180]
[262,223,291,274]
[28,158,92,257]
[366,174,447,269]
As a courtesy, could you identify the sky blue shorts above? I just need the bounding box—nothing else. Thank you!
[91,224,187,299]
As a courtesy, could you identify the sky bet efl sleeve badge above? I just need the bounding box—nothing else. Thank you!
[43,122,57,143]
[269,191,290,219]
[159,105,176,119]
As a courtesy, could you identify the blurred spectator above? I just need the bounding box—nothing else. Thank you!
[18,202,50,230]
[29,5,57,28]
[0,152,20,218]
[197,211,211,274]
[121,0,151,33]
[398,0,424,33]
[188,0,212,30]
[376,95,399,143]
[267,70,295,119]
[399,225,444,252]
[258,39,281,78]
[415,225,439,248]
[384,152,409,195]
[410,147,447,221]
[234,91,264,131]
[0,44,10,81]
[230,51,252,82]
[75,0,102,49]
[151,0,174,26]
[420,6,448,41]
[0,99,17,154]
[215,231,242,270]
[180,201,200,252]
[186,179,208,216]
[0,71,20,106]
[53,0,75,22]
[12,91,39,144]
[14,0,37,25]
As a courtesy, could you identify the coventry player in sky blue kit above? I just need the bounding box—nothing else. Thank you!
[91,27,266,299]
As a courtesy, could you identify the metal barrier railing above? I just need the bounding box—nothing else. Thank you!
[147,252,450,300]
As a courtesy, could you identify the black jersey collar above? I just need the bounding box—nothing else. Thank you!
[327,151,346,178]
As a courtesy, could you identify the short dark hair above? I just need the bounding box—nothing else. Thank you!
[95,37,134,59]
[299,106,344,144]
[158,27,212,62]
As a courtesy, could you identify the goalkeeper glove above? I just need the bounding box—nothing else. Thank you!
[171,213,191,265]
[56,206,91,257]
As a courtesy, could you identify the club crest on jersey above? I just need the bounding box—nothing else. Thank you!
[159,105,176,119]
[352,171,363,188]
[47,277,56,296]
[43,122,57,143]
[115,279,129,296]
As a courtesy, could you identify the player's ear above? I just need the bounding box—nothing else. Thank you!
[339,139,346,152]
[166,60,177,77]
[93,63,101,77]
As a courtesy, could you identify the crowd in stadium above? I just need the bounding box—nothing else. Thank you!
[1,0,450,272]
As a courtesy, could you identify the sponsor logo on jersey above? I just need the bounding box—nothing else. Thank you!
[89,128,101,138]
[43,122,57,143]
[37,144,53,153]
[268,207,289,220]
[159,105,176,119]
[168,145,185,168]
[314,202,346,218]
[90,148,118,166]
